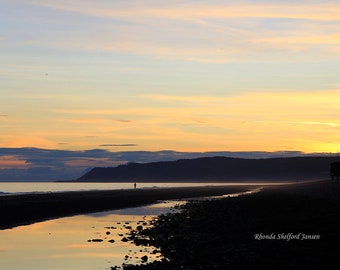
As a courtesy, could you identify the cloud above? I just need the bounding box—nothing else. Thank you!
[14,1,339,63]
[116,119,132,123]
[99,144,139,147]
[285,121,340,128]
[22,1,340,21]
[0,155,31,169]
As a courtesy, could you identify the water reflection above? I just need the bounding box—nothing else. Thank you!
[0,200,184,270]
[2,192,262,270]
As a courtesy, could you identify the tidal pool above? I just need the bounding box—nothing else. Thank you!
[0,200,185,270]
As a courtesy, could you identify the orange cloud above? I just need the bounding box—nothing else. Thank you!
[0,156,31,169]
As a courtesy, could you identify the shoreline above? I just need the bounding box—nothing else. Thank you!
[0,181,295,196]
[124,179,340,269]
[0,185,260,230]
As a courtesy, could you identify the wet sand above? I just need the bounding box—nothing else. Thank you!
[125,179,340,269]
[0,185,258,229]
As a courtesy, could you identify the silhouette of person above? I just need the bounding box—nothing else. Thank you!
[134,182,137,189]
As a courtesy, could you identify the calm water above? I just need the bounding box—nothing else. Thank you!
[0,181,286,195]
[0,200,185,270]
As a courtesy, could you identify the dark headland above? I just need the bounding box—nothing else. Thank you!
[76,156,336,182]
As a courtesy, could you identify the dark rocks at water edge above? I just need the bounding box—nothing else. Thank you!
[140,255,148,263]
[76,156,337,182]
[88,239,103,242]
[121,237,130,242]
[122,181,340,270]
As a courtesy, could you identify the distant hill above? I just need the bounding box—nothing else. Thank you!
[76,156,338,182]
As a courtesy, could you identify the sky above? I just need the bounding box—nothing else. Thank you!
[1,0,340,156]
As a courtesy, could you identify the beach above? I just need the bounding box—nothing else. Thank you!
[0,185,257,229]
[123,179,340,269]
[2,180,339,269]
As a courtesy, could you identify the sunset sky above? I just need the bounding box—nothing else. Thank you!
[1,0,340,154]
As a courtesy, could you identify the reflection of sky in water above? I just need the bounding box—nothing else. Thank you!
[88,200,187,217]
[0,191,254,270]
[0,201,184,270]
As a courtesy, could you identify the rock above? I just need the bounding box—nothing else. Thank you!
[136,225,143,231]
[108,239,115,243]
[121,237,129,242]
[91,239,104,242]
[106,231,111,235]
[141,255,148,262]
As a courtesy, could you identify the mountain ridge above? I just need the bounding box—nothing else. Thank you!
[76,156,337,182]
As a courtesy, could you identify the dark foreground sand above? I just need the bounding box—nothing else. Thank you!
[0,185,257,229]
[123,179,340,270]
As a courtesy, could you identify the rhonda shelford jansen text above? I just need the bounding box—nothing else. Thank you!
[254,233,320,241]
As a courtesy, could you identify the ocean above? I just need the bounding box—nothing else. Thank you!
[0,181,285,195]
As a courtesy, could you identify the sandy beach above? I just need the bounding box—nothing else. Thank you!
[0,185,257,229]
